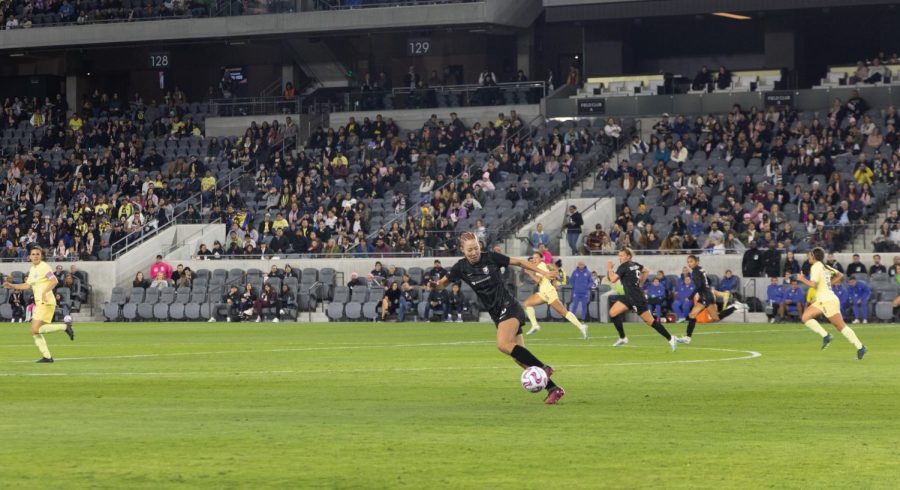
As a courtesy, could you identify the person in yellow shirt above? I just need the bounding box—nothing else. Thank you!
[68,114,83,131]
[3,246,74,363]
[796,247,867,360]
[521,252,588,339]
[272,212,289,231]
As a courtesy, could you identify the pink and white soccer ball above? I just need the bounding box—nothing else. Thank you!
[520,366,548,393]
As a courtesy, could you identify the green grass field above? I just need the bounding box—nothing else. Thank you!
[1,320,899,489]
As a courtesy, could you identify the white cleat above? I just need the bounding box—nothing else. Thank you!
[852,319,860,324]
[272,318,279,323]
[525,324,541,335]
[669,335,678,352]
[676,336,692,344]
[612,337,629,347]
[208,317,216,323]
[769,317,776,324]
[862,319,868,324]
[733,301,749,311]
[255,316,261,323]
[226,316,231,323]
[578,323,589,340]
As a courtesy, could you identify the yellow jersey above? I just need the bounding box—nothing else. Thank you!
[28,261,56,306]
[536,262,556,295]
[809,262,838,303]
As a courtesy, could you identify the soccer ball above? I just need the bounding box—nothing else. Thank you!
[63,315,72,323]
[665,313,677,323]
[521,366,548,393]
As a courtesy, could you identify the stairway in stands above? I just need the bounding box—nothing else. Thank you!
[847,198,899,252]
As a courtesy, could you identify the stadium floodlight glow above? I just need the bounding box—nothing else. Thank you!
[713,12,752,20]
[9,52,26,57]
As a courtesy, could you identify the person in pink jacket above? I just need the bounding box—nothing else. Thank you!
[149,255,173,280]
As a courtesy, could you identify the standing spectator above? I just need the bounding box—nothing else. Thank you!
[569,261,592,321]
[529,223,550,252]
[564,205,584,255]
[538,243,553,265]
[846,254,868,277]
[847,277,871,324]
[149,254,172,280]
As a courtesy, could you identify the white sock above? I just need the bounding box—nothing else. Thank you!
[525,306,538,327]
[840,327,863,349]
[804,319,828,337]
[33,334,51,358]
[564,311,582,330]
[38,323,67,334]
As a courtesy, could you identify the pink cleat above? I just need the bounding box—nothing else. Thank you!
[544,387,566,405]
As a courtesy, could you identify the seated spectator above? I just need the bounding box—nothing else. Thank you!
[446,283,470,322]
[766,277,784,323]
[237,283,257,321]
[149,271,171,289]
[250,283,277,322]
[397,282,418,322]
[9,290,25,323]
[197,243,212,259]
[716,66,732,90]
[132,271,150,289]
[778,280,805,321]
[718,270,738,294]
[585,224,607,252]
[423,282,448,321]
[869,255,887,275]
[644,277,667,319]
[847,276,871,324]
[529,223,550,252]
[378,281,401,321]
[692,65,713,92]
[672,275,694,322]
[538,243,553,264]
[846,254,868,277]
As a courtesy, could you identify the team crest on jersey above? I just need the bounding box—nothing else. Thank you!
[483,266,489,274]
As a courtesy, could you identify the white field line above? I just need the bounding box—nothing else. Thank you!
[0,347,760,377]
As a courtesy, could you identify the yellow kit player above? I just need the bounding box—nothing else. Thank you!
[3,246,75,363]
[522,253,588,339]
[796,247,866,360]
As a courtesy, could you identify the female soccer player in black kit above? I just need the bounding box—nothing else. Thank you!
[606,247,678,351]
[431,232,567,404]
[679,254,718,344]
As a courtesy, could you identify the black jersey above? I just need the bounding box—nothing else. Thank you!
[691,265,711,293]
[449,252,515,317]
[616,260,646,298]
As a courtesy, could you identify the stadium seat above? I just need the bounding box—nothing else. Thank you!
[200,303,214,320]
[137,303,154,320]
[332,286,350,304]
[144,288,161,305]
[122,303,138,321]
[348,288,367,303]
[327,303,344,321]
[875,301,895,322]
[153,303,169,320]
[110,287,127,306]
[345,302,362,320]
[184,303,201,320]
[159,287,176,305]
[175,288,191,304]
[169,303,186,320]
[129,287,145,304]
[0,304,12,321]
[103,304,121,321]
[362,302,379,320]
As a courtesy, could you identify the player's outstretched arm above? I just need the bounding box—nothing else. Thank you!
[2,279,28,291]
[509,257,558,280]
[639,268,650,287]
[431,276,450,292]
[606,261,620,283]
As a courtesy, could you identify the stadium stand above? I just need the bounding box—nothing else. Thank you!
[588,96,900,257]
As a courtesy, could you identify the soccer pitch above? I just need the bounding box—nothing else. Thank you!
[1,321,898,489]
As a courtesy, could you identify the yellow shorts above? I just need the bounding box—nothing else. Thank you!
[811,298,841,318]
[33,303,56,324]
[538,289,559,305]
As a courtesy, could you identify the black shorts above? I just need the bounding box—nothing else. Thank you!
[490,302,527,335]
[696,290,715,307]
[616,293,649,315]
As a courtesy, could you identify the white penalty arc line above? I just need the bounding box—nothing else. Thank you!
[0,347,760,377]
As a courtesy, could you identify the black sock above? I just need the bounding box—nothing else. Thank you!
[612,315,626,339]
[719,306,736,321]
[685,318,697,337]
[510,345,544,368]
[545,378,558,391]
[651,318,673,340]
